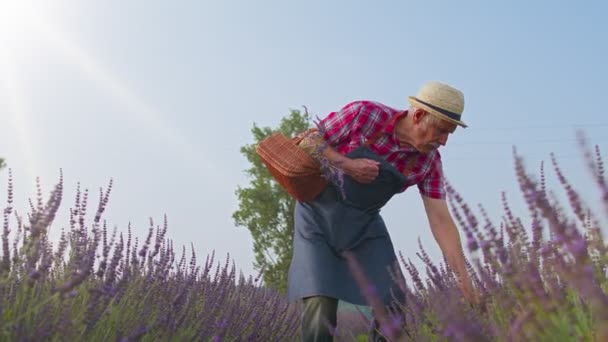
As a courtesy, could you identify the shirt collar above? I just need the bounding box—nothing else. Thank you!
[385,110,418,152]
[384,110,408,134]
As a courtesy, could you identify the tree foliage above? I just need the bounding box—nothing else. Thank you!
[233,108,312,293]
[0,158,5,170]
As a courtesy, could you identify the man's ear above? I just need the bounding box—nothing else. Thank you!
[411,108,427,124]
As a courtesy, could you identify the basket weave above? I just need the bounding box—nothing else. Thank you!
[256,131,327,202]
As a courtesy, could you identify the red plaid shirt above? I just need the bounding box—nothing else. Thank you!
[318,100,446,199]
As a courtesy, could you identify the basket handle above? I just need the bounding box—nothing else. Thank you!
[292,128,319,144]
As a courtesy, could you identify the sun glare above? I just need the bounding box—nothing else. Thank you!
[0,1,38,42]
[0,1,206,180]
[0,1,41,183]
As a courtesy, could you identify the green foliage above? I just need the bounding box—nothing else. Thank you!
[0,158,5,170]
[233,108,312,294]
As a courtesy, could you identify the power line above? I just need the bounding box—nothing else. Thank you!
[448,138,608,146]
[443,151,604,161]
[465,123,608,131]
[445,155,587,161]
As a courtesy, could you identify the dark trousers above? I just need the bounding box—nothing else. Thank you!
[300,296,401,342]
[301,296,338,342]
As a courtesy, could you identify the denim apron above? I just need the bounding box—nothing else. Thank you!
[287,145,409,306]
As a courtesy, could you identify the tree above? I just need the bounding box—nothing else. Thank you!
[233,108,312,293]
[0,158,5,171]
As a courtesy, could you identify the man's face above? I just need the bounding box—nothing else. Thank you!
[412,111,457,153]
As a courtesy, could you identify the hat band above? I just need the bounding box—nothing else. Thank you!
[414,98,462,122]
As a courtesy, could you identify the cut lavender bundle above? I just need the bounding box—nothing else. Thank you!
[298,106,347,199]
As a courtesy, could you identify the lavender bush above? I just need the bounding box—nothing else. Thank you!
[344,134,608,341]
[2,133,608,341]
[0,169,299,341]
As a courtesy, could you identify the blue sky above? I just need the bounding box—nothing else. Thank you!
[1,0,607,278]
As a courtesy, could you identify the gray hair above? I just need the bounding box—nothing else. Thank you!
[409,105,442,127]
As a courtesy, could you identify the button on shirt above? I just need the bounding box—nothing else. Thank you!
[318,100,446,199]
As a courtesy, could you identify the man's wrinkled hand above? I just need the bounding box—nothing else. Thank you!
[460,282,481,308]
[465,288,480,306]
[344,158,380,184]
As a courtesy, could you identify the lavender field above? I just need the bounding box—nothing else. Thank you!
[1,137,608,341]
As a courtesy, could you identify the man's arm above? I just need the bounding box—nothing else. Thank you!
[421,195,478,304]
[306,132,380,184]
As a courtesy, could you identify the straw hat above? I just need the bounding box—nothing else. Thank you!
[407,81,468,128]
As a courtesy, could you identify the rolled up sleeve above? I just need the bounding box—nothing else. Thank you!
[418,154,446,199]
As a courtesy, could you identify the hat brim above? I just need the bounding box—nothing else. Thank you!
[408,96,468,128]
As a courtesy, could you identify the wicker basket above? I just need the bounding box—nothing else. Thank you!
[256,131,327,202]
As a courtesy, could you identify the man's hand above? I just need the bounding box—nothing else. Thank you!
[422,196,480,307]
[314,139,380,184]
[343,158,380,183]
[459,278,480,306]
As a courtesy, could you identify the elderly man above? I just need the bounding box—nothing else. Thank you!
[286,81,478,341]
